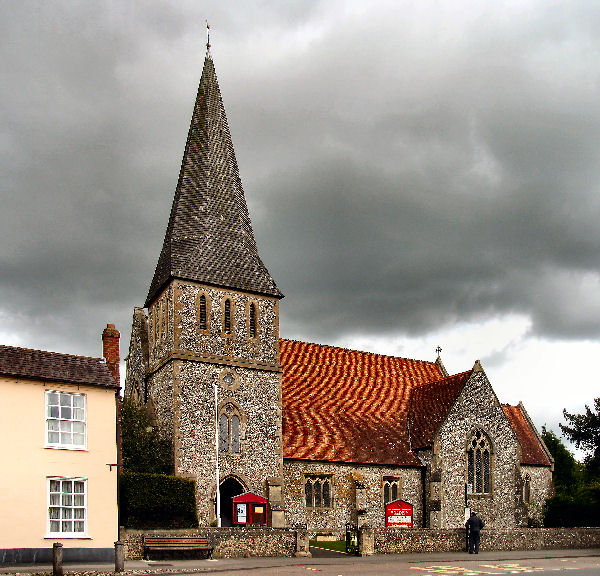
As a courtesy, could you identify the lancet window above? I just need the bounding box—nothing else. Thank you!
[523,474,531,504]
[223,299,232,334]
[249,302,257,339]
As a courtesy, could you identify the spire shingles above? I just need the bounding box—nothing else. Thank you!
[145,54,282,307]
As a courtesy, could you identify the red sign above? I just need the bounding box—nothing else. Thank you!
[385,499,413,528]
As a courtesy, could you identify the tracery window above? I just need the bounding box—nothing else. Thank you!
[467,429,491,494]
[523,474,531,504]
[383,477,401,504]
[219,403,241,454]
[305,475,332,509]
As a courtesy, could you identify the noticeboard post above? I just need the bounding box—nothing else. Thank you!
[385,499,413,528]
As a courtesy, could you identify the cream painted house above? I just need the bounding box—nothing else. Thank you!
[0,325,120,564]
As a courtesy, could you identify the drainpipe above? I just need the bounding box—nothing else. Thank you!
[214,382,221,527]
[421,465,427,528]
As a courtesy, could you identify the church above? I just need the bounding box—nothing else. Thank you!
[124,49,553,535]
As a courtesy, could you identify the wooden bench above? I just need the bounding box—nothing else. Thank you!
[143,536,214,560]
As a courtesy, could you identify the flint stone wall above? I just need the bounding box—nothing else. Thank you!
[174,360,282,524]
[124,307,149,401]
[174,281,279,366]
[521,465,554,526]
[434,369,520,529]
[121,527,600,559]
[373,527,600,553]
[284,460,423,534]
[121,527,295,560]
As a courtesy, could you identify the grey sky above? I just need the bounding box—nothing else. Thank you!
[2,1,599,452]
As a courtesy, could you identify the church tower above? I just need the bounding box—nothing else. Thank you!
[126,49,285,527]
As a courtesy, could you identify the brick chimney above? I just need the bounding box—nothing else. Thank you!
[102,323,120,386]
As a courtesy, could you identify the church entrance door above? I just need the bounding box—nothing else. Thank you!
[219,477,245,527]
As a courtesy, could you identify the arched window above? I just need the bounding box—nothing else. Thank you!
[249,303,257,339]
[383,477,400,504]
[199,294,207,330]
[467,429,491,494]
[219,403,241,454]
[224,299,232,334]
[523,474,531,504]
[304,475,332,508]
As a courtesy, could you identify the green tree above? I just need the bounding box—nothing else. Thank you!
[541,426,583,494]
[121,397,173,474]
[560,397,600,480]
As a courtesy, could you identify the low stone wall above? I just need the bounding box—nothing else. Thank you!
[121,527,297,560]
[122,526,600,560]
[373,527,600,554]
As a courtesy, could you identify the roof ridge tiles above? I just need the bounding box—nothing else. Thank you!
[411,369,473,389]
[0,344,118,389]
[0,344,104,362]
[280,338,440,366]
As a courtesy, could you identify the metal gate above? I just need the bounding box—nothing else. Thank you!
[345,523,358,555]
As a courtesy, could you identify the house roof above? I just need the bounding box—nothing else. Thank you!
[0,345,119,389]
[281,339,447,466]
[145,53,282,307]
[503,404,552,466]
[408,371,473,450]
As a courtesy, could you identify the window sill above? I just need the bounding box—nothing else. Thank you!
[45,445,88,451]
[45,535,91,540]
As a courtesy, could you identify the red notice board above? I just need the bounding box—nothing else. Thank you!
[233,492,268,526]
[385,499,413,528]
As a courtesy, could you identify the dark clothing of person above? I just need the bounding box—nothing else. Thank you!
[465,514,484,553]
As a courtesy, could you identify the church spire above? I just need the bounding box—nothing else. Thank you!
[145,52,282,307]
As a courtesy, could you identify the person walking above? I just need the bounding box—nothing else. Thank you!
[465,511,484,553]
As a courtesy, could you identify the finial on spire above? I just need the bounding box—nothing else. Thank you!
[436,346,442,358]
[206,20,211,53]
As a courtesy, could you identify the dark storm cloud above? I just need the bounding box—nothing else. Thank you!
[1,0,600,363]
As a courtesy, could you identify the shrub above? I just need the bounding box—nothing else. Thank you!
[120,471,198,528]
[543,486,600,527]
[121,398,173,475]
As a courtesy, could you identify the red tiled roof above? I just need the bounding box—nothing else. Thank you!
[503,404,552,466]
[281,339,447,466]
[408,371,473,450]
[0,345,119,389]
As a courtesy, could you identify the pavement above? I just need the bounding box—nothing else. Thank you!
[1,548,599,575]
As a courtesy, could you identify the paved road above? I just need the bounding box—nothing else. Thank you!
[1,549,599,576]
